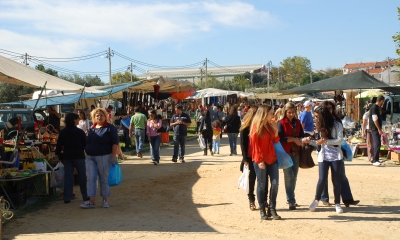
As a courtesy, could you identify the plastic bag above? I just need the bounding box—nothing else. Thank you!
[108,164,122,186]
[274,142,293,169]
[341,141,353,162]
[50,162,64,188]
[238,164,250,193]
[381,133,389,146]
[198,136,206,149]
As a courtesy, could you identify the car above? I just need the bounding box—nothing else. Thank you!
[0,108,46,140]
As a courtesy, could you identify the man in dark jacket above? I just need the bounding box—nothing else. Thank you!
[369,95,385,166]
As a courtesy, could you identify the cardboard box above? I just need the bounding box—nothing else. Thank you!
[391,151,400,162]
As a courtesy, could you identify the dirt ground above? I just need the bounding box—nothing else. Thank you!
[3,137,400,240]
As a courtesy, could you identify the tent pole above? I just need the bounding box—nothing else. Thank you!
[77,84,86,108]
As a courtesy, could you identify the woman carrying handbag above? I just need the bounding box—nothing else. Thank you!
[198,110,213,155]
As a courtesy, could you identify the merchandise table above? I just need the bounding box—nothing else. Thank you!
[0,172,51,210]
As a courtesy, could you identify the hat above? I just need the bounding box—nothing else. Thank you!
[303,100,314,108]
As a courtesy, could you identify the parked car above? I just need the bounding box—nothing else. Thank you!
[0,108,46,140]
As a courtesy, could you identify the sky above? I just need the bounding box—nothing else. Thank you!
[0,0,399,83]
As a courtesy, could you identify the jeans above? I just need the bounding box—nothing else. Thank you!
[227,133,238,154]
[202,133,212,154]
[150,135,161,163]
[123,131,131,149]
[321,161,354,202]
[63,159,88,201]
[283,154,300,203]
[134,128,146,154]
[315,160,342,204]
[213,139,220,153]
[173,135,187,160]
[253,161,279,209]
[247,160,257,202]
[86,154,111,197]
[370,130,381,163]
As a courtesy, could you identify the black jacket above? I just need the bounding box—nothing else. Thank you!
[239,126,251,171]
[55,126,86,160]
[199,117,212,137]
[223,115,241,133]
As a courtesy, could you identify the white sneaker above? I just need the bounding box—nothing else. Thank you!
[103,200,109,208]
[80,201,95,209]
[335,204,343,213]
[309,200,319,211]
[373,161,382,166]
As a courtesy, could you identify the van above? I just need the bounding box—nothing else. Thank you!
[0,108,46,139]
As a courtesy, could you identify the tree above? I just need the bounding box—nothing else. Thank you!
[0,83,34,103]
[111,71,140,84]
[280,56,311,83]
[60,74,104,87]
[196,74,218,89]
[393,7,400,66]
[35,64,59,77]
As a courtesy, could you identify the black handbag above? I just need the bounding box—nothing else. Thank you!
[299,144,315,168]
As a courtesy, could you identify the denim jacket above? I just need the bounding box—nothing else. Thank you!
[310,121,343,162]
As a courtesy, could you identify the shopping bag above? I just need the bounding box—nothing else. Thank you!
[108,164,122,186]
[198,136,206,149]
[274,142,293,169]
[342,141,353,162]
[381,133,389,146]
[238,165,250,194]
[299,144,315,169]
[50,162,64,188]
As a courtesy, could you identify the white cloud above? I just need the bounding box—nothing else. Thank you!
[0,0,278,48]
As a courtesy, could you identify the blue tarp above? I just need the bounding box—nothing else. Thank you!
[3,82,141,108]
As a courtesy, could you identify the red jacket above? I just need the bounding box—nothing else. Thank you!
[279,118,301,154]
[250,124,279,165]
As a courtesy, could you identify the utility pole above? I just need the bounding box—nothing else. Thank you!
[205,58,208,88]
[129,63,133,82]
[23,53,29,66]
[108,47,113,85]
[278,67,280,82]
[388,57,391,85]
[267,61,272,93]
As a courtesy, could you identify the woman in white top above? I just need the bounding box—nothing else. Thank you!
[77,111,90,135]
[308,106,344,214]
[362,103,373,162]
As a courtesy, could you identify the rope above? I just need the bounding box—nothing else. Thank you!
[0,198,14,222]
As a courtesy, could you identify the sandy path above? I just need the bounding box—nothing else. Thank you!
[3,137,400,240]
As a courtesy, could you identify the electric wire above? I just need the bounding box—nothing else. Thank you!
[29,50,107,60]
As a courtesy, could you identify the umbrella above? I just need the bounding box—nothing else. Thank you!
[170,90,196,100]
[354,90,382,99]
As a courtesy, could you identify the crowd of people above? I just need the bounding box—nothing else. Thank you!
[50,96,390,216]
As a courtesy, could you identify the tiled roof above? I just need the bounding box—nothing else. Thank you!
[343,59,396,69]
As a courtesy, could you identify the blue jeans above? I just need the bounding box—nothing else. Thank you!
[227,133,238,154]
[63,159,88,201]
[134,129,146,154]
[283,154,300,203]
[150,135,161,163]
[315,160,342,204]
[253,161,279,209]
[123,131,131,149]
[173,135,187,160]
[86,154,111,197]
[213,139,220,153]
[321,161,354,202]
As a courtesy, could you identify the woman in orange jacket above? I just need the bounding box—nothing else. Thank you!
[250,105,281,220]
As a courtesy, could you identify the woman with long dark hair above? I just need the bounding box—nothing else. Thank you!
[198,110,213,155]
[55,113,88,204]
[278,102,307,210]
[320,101,360,207]
[147,110,162,165]
[239,106,258,211]
[250,105,281,220]
[309,106,344,214]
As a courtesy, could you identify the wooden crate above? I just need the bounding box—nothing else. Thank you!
[390,151,400,162]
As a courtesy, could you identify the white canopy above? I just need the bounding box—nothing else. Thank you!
[0,55,103,92]
[190,88,241,98]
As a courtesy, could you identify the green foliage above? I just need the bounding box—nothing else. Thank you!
[281,56,311,83]
[35,64,59,77]
[393,7,400,66]
[196,74,219,89]
[59,73,104,87]
[111,71,140,84]
[0,83,34,103]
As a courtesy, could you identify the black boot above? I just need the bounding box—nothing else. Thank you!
[260,208,269,220]
[269,207,281,220]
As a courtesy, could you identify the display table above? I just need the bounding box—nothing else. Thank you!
[0,172,51,209]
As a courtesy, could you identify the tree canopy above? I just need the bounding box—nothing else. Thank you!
[393,7,400,66]
[280,56,311,83]
[111,71,140,84]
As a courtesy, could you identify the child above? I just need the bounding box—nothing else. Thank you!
[212,120,222,154]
